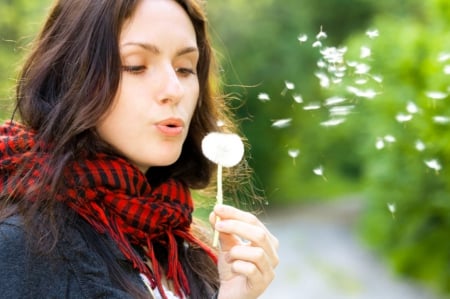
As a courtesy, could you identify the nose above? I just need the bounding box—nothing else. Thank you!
[157,66,183,105]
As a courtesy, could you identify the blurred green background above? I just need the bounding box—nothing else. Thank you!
[1,0,448,296]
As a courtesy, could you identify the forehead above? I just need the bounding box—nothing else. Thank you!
[120,0,196,45]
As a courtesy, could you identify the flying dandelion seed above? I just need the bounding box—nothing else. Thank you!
[407,101,419,114]
[376,138,385,150]
[371,75,383,83]
[384,135,396,143]
[316,26,327,40]
[312,40,322,48]
[443,65,450,75]
[324,96,347,106]
[360,46,371,59]
[298,34,308,43]
[433,116,450,124]
[317,59,327,68]
[285,81,295,90]
[425,91,448,100]
[321,118,345,127]
[396,113,413,123]
[354,63,371,75]
[366,29,379,39]
[313,165,324,176]
[217,120,225,127]
[425,159,442,173]
[303,103,321,110]
[415,140,426,151]
[387,203,396,219]
[258,92,270,102]
[288,149,300,165]
[293,94,303,103]
[438,52,450,62]
[355,78,368,85]
[271,118,292,128]
[329,105,354,117]
[315,72,330,88]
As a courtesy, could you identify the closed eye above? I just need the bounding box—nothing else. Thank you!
[122,65,146,74]
[176,67,197,77]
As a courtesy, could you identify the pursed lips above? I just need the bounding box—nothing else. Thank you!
[155,117,185,136]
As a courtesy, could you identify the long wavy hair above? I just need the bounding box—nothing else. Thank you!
[1,0,235,297]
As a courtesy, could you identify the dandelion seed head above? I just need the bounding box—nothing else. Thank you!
[202,132,245,167]
[272,118,292,128]
[258,92,270,102]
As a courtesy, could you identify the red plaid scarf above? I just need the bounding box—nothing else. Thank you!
[0,121,217,299]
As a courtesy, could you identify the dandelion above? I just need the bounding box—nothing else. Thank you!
[202,132,245,247]
[271,118,292,128]
[297,34,308,43]
[258,92,270,102]
[424,159,442,173]
[366,29,379,39]
[415,140,426,151]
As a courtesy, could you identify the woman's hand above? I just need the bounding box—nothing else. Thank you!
[209,205,279,299]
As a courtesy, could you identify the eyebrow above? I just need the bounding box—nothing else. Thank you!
[121,42,198,56]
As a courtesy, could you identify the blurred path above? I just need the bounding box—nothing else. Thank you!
[260,197,445,299]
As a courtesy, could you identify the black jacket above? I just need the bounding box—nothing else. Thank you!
[0,214,147,299]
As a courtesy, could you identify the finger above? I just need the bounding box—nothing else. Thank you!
[214,205,279,250]
[215,219,279,267]
[230,260,275,295]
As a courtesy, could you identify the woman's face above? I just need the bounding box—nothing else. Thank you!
[97,0,199,173]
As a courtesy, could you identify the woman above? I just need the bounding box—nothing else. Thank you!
[0,0,278,298]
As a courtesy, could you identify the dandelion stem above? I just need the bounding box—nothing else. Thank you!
[212,164,223,247]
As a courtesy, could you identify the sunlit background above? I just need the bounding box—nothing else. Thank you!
[1,0,449,298]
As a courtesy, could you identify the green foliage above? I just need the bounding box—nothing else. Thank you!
[345,5,450,295]
[0,0,51,121]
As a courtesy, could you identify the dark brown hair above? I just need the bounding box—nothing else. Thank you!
[1,0,235,297]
